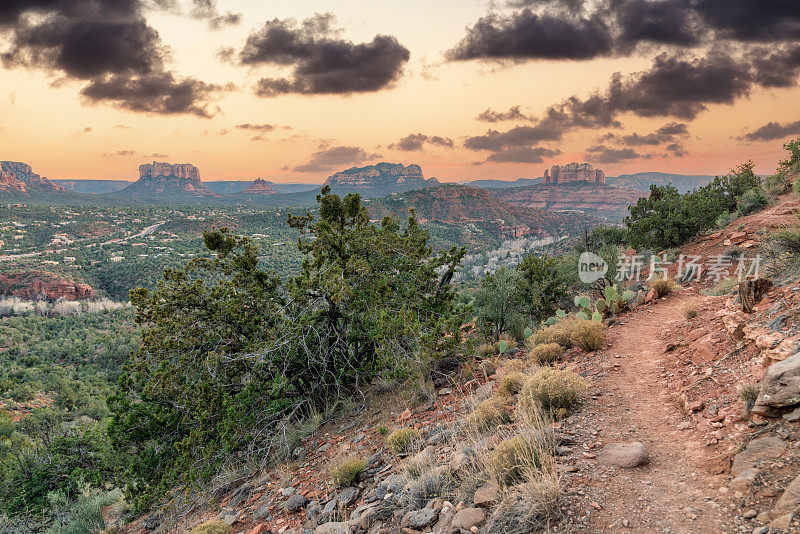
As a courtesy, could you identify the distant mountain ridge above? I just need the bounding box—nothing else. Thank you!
[366,183,597,238]
[491,181,648,221]
[606,172,715,193]
[55,179,131,194]
[324,162,438,197]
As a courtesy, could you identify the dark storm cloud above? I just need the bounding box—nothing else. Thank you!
[614,0,701,48]
[750,44,800,88]
[476,106,531,122]
[692,0,800,42]
[604,121,689,146]
[0,0,226,116]
[190,0,241,30]
[665,142,688,156]
[388,133,454,151]
[738,119,800,142]
[80,72,223,117]
[293,145,381,173]
[445,9,613,61]
[585,144,648,163]
[239,13,410,96]
[449,0,800,63]
[482,146,561,163]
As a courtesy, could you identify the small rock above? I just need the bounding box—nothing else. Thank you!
[314,522,349,534]
[283,493,309,512]
[752,527,769,534]
[783,406,800,422]
[732,468,759,491]
[597,442,649,468]
[452,508,486,531]
[253,505,271,521]
[473,482,500,508]
[774,474,800,515]
[402,508,438,529]
[770,512,793,530]
[743,509,758,519]
[281,487,297,497]
[732,437,787,476]
[222,513,239,526]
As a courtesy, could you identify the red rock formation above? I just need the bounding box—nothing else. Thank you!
[242,178,276,195]
[0,161,66,193]
[0,272,96,300]
[492,182,646,219]
[123,161,217,196]
[544,162,605,185]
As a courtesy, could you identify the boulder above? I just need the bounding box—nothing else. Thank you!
[283,493,309,512]
[753,353,800,413]
[451,508,486,531]
[314,522,350,534]
[402,508,439,529]
[473,482,501,508]
[774,474,800,515]
[731,436,787,476]
[597,442,649,468]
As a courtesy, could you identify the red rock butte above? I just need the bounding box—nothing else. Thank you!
[544,162,606,185]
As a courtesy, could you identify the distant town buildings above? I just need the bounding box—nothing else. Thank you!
[543,163,605,185]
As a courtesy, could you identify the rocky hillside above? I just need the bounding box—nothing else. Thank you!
[118,162,218,198]
[490,181,647,221]
[367,183,597,239]
[0,161,67,196]
[0,271,95,300]
[325,163,438,197]
[119,172,800,534]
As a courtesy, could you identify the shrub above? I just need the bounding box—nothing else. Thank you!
[518,368,589,419]
[406,467,458,510]
[489,435,546,485]
[528,343,564,365]
[715,211,736,229]
[497,372,527,396]
[737,187,769,215]
[530,320,573,348]
[187,521,229,534]
[651,279,678,297]
[377,424,389,436]
[569,320,606,351]
[794,177,800,197]
[484,473,560,534]
[738,384,760,412]
[470,398,512,432]
[702,278,737,296]
[387,428,422,454]
[329,457,367,487]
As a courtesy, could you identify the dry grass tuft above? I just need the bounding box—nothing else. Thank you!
[188,521,229,534]
[679,300,700,319]
[329,456,367,487]
[569,320,606,351]
[518,368,589,420]
[387,427,422,454]
[497,371,528,396]
[651,279,679,297]
[528,343,564,365]
[470,397,513,432]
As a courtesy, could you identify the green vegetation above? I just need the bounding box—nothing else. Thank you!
[518,368,589,420]
[625,161,762,250]
[329,457,367,487]
[107,187,466,509]
[387,428,422,454]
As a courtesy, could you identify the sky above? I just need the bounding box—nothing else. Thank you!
[1,0,800,183]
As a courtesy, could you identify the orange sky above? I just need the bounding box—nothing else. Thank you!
[1,1,798,183]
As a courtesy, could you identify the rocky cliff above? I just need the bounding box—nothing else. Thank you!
[0,161,66,194]
[242,178,277,195]
[324,163,437,197]
[119,161,217,197]
[0,271,95,300]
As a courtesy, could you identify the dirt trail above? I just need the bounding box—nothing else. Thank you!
[574,292,739,533]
